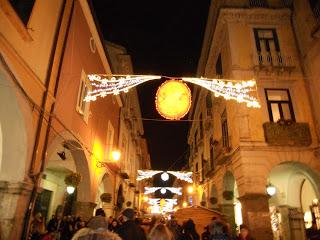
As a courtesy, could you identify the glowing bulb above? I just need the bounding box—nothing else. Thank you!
[266,183,276,196]
[66,186,75,194]
[161,172,169,181]
[111,150,121,162]
[160,188,167,194]
[187,186,194,194]
[143,196,149,202]
[182,202,188,208]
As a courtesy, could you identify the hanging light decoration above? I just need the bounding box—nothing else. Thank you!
[155,80,192,120]
[84,75,260,109]
[161,172,170,181]
[144,187,182,195]
[167,171,193,183]
[137,170,193,183]
[136,170,162,181]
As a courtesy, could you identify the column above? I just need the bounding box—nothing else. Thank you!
[0,181,33,240]
[238,193,273,240]
[73,201,97,221]
[219,203,237,235]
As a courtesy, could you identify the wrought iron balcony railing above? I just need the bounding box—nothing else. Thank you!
[252,51,295,71]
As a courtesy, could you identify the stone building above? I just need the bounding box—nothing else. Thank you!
[0,0,150,239]
[188,1,320,239]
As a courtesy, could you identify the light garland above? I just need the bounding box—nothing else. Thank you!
[137,170,193,183]
[84,75,161,101]
[84,74,260,108]
[136,170,162,181]
[148,198,178,214]
[144,187,182,195]
[167,171,193,183]
[182,77,260,108]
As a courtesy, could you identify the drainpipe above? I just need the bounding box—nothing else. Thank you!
[21,1,74,239]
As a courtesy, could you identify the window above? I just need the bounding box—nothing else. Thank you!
[215,54,223,78]
[105,121,114,161]
[309,0,320,20]
[265,89,295,122]
[210,138,215,171]
[199,113,204,138]
[76,70,91,123]
[254,28,280,53]
[221,109,230,148]
[9,0,35,25]
[249,0,268,7]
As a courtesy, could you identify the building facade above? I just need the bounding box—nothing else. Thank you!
[0,0,150,239]
[188,1,320,239]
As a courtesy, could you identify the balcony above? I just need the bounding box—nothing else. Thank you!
[213,137,232,166]
[252,51,295,73]
[263,121,312,146]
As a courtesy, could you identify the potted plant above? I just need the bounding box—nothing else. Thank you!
[209,197,218,205]
[64,172,82,187]
[126,201,132,207]
[222,191,234,200]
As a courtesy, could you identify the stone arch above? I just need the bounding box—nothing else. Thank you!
[267,161,320,237]
[209,185,219,209]
[201,191,207,207]
[0,65,34,181]
[95,173,115,216]
[222,171,236,203]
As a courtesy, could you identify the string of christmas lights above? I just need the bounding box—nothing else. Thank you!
[137,170,193,183]
[144,187,182,195]
[167,171,193,183]
[84,74,260,108]
[136,170,162,181]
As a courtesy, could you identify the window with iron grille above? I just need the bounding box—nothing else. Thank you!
[309,0,320,21]
[9,0,35,25]
[254,28,280,53]
[221,109,230,148]
[265,89,295,122]
[249,0,269,7]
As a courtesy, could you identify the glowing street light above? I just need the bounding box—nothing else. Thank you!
[111,150,121,162]
[187,186,194,194]
[182,201,188,208]
[266,183,276,196]
[66,186,75,194]
[143,196,149,202]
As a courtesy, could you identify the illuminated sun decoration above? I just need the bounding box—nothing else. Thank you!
[155,80,192,120]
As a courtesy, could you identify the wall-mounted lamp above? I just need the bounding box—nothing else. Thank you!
[266,183,276,196]
[57,150,66,160]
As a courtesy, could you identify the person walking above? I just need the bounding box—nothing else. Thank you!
[117,208,146,240]
[181,219,199,240]
[149,223,173,240]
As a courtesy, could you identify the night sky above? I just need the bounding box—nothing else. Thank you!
[92,0,210,171]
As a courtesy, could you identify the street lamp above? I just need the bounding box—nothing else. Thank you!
[187,186,194,194]
[66,186,75,194]
[96,149,121,168]
[266,183,276,196]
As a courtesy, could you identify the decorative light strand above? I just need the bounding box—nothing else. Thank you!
[136,170,162,181]
[84,74,260,108]
[137,170,193,183]
[167,171,193,183]
[182,77,260,108]
[144,187,182,195]
[84,75,161,102]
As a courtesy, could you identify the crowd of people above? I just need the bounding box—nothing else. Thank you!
[29,208,254,240]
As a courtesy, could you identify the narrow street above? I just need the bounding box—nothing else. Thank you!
[1,0,320,240]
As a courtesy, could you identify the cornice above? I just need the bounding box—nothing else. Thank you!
[218,8,291,25]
